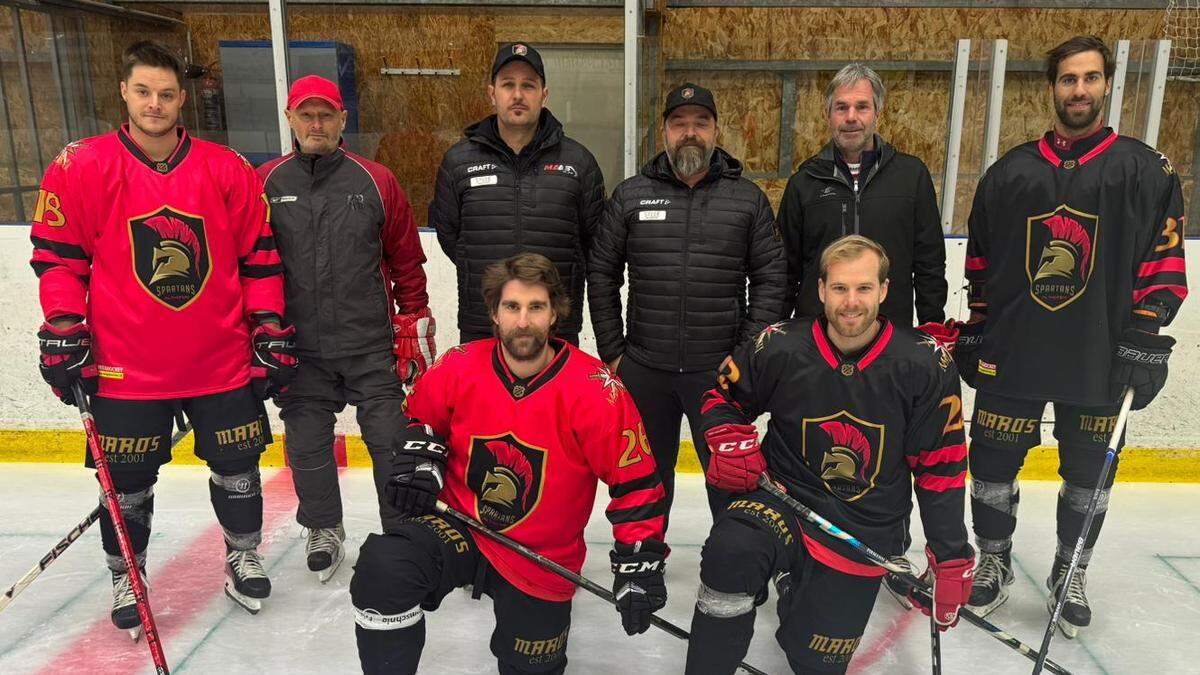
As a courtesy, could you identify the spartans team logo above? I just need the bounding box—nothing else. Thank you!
[128,206,210,310]
[1026,205,1098,311]
[466,433,547,531]
[802,412,885,502]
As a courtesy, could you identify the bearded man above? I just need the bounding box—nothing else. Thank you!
[588,83,786,530]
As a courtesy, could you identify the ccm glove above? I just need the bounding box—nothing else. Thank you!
[704,423,766,493]
[385,423,448,517]
[909,546,974,630]
[917,320,960,353]
[250,323,299,400]
[1111,328,1175,410]
[392,307,436,384]
[610,539,669,635]
[37,321,98,405]
[951,319,985,387]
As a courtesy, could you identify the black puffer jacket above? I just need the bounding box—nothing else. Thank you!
[777,136,947,326]
[429,109,605,338]
[588,149,786,371]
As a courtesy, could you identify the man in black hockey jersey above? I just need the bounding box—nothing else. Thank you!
[957,35,1187,638]
[684,235,974,673]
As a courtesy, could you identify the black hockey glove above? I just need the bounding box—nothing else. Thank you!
[38,321,98,406]
[952,319,985,388]
[610,539,669,635]
[250,323,299,400]
[1111,328,1175,410]
[386,422,449,517]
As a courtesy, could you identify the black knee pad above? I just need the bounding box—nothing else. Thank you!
[699,516,777,605]
[967,438,1031,483]
[99,468,159,569]
[1058,445,1118,489]
[351,530,442,621]
[207,457,263,549]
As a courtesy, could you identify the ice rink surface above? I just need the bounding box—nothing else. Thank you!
[1,464,1198,674]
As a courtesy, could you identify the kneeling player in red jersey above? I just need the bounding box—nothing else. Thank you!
[350,253,668,674]
[684,236,974,673]
[29,42,296,629]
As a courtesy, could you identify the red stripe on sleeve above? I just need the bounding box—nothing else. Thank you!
[915,471,967,493]
[241,249,282,266]
[606,486,666,513]
[965,256,988,271]
[1132,284,1188,304]
[1138,258,1187,277]
[905,443,967,469]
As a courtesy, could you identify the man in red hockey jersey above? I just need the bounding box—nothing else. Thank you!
[349,253,668,674]
[259,75,433,582]
[29,41,296,628]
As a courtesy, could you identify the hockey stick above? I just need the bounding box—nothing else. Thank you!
[0,417,191,614]
[73,383,169,675]
[931,611,942,675]
[434,501,768,675]
[756,476,1073,675]
[1032,386,1133,675]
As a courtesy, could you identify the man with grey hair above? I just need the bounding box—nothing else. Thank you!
[776,63,948,604]
[589,82,785,528]
[778,63,946,329]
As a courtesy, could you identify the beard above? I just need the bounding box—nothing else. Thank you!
[1054,95,1104,131]
[668,141,714,178]
[499,325,550,362]
[825,304,879,341]
[833,126,872,157]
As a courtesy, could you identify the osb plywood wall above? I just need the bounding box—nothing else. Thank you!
[178,4,620,226]
[662,6,1199,231]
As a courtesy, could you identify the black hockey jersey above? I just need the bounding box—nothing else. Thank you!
[700,317,970,573]
[965,129,1187,406]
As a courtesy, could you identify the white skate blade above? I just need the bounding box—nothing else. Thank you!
[317,547,345,584]
[128,626,143,642]
[224,578,262,615]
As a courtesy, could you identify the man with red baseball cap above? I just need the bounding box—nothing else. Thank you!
[259,75,434,583]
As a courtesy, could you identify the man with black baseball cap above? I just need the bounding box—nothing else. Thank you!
[430,42,605,346]
[589,82,786,528]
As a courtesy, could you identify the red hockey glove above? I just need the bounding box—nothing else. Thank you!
[917,320,959,353]
[909,546,974,630]
[37,321,98,406]
[704,423,766,493]
[392,307,436,384]
[250,323,299,400]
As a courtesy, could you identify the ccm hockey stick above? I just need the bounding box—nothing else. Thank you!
[1032,386,1134,674]
[756,476,1073,675]
[435,501,768,675]
[73,383,169,674]
[0,416,190,614]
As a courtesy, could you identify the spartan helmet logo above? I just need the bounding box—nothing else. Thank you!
[802,411,885,502]
[1026,205,1099,311]
[468,433,546,531]
[129,207,211,310]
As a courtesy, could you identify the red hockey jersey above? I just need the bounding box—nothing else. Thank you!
[403,338,667,601]
[30,125,284,399]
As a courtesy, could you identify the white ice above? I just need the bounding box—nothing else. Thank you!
[1,464,1198,674]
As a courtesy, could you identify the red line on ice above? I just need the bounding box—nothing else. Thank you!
[35,468,299,675]
[848,605,918,673]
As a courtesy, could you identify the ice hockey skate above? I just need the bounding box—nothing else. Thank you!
[1046,557,1090,639]
[966,549,1014,617]
[225,548,271,614]
[111,568,146,641]
[305,524,346,584]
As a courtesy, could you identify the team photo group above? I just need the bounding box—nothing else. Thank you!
[25,29,1187,674]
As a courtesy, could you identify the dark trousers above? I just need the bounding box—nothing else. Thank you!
[278,350,406,532]
[616,355,727,529]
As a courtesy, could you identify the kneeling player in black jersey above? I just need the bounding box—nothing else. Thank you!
[684,235,974,673]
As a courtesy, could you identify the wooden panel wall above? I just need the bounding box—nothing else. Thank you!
[662,6,1199,231]
[175,4,620,226]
